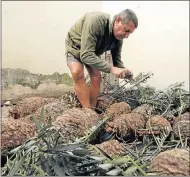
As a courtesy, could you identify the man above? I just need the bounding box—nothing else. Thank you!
[65,9,138,109]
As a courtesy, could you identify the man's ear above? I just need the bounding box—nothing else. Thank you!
[115,16,122,24]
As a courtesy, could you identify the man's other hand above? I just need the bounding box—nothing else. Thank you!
[110,66,133,80]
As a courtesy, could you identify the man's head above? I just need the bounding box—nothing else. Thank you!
[113,9,138,40]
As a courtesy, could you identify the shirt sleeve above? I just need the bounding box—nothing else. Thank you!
[80,15,112,73]
[111,40,125,68]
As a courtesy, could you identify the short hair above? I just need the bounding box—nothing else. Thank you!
[115,9,138,28]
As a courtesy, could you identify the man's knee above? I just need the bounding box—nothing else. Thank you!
[90,72,102,84]
[68,63,85,83]
[72,72,85,83]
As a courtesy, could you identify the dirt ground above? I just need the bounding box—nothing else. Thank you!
[2,83,74,102]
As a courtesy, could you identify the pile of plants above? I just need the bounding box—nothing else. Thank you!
[1,72,190,176]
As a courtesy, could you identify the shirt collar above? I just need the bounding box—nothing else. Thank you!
[109,14,116,37]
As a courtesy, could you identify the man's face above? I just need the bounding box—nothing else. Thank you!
[113,17,136,40]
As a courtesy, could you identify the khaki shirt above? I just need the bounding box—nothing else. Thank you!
[65,12,125,73]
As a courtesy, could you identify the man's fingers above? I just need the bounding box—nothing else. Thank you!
[122,72,126,78]
[118,71,126,79]
[112,67,133,80]
[124,70,133,80]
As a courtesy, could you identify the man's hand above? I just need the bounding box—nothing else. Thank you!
[110,66,133,80]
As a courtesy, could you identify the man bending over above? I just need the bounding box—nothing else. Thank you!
[65,9,138,109]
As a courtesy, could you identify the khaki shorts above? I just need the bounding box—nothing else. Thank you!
[66,53,83,65]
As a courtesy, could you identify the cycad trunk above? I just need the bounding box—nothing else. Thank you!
[132,104,153,121]
[146,115,172,133]
[149,148,190,176]
[112,113,146,138]
[96,95,115,112]
[52,108,100,142]
[8,97,56,119]
[1,118,36,149]
[106,102,131,119]
[25,101,70,123]
[95,139,125,157]
[173,112,190,138]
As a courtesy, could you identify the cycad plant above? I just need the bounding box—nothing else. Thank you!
[1,72,190,176]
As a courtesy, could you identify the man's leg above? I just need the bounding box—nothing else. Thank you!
[67,60,91,108]
[85,65,102,108]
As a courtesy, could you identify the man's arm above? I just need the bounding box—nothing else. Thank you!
[111,40,125,68]
[80,14,112,73]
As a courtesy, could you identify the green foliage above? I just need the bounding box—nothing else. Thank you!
[108,73,189,118]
